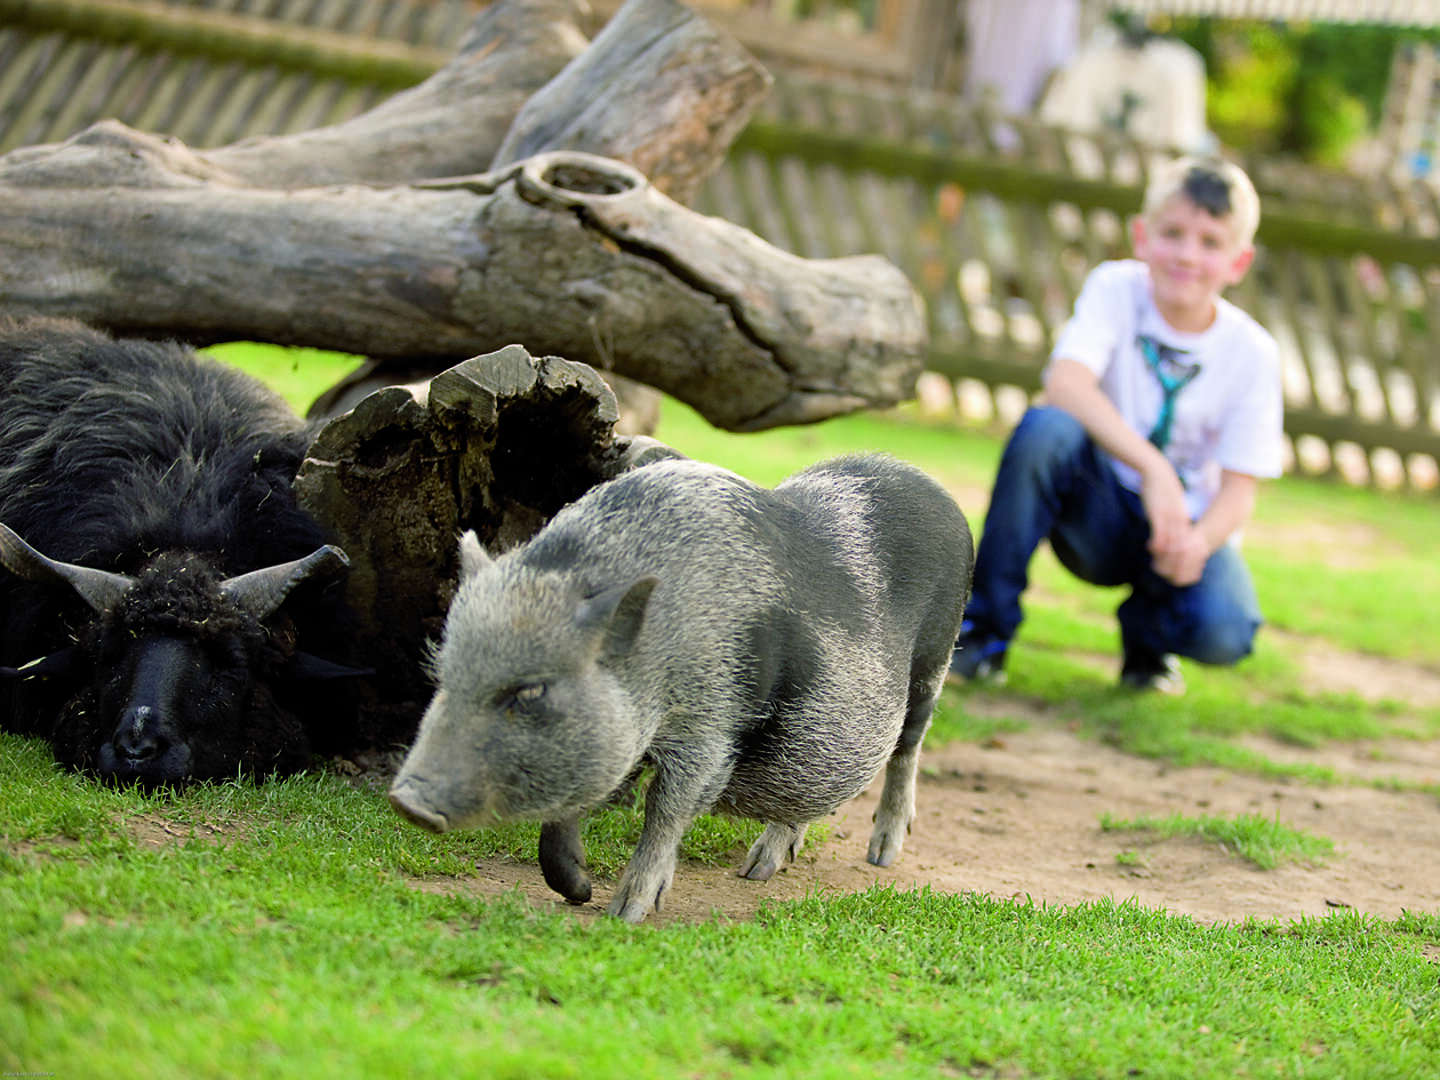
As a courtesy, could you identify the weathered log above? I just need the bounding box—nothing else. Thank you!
[282,0,774,424]
[0,138,923,430]
[207,0,592,188]
[293,344,682,738]
[0,0,926,430]
[196,0,772,199]
[491,0,772,206]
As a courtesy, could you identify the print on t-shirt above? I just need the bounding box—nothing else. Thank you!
[1137,334,1201,454]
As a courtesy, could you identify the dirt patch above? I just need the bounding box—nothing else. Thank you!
[368,627,1440,928]
[413,710,1440,928]
[124,812,235,849]
[409,637,1440,928]
[5,811,237,863]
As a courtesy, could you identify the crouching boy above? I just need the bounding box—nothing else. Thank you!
[949,156,1283,695]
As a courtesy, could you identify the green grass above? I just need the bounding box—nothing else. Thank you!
[1099,811,1337,870]
[6,344,1440,1078]
[203,341,365,414]
[4,730,1437,1079]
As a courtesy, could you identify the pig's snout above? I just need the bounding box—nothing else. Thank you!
[388,781,451,833]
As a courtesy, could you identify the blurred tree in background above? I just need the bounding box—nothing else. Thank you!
[1154,17,1440,166]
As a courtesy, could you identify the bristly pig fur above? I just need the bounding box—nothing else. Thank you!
[389,453,973,923]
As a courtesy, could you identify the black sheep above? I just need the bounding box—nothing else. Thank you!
[0,317,364,785]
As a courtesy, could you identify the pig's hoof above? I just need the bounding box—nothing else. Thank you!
[739,857,778,881]
[539,818,592,904]
[864,806,910,869]
[607,866,671,923]
[547,868,592,905]
[607,887,662,924]
[740,822,807,880]
[610,901,651,924]
[865,827,905,867]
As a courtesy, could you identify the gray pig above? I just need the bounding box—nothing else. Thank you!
[388,453,973,923]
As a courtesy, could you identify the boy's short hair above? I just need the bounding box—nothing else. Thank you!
[1142,156,1260,250]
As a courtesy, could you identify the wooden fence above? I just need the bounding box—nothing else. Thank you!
[2,0,1438,491]
[701,77,1440,492]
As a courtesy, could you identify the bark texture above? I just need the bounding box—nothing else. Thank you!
[294,344,682,739]
[0,0,927,431]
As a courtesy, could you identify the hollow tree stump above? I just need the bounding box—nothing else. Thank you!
[294,344,681,742]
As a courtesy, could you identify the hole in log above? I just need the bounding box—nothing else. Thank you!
[459,385,616,554]
[543,163,636,196]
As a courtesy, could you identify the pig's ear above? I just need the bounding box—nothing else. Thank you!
[458,531,493,578]
[578,576,658,663]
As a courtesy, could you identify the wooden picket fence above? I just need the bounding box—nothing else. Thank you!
[2,0,1438,491]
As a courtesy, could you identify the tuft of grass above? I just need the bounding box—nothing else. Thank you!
[1100,810,1336,870]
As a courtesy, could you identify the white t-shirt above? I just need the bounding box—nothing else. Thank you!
[1049,259,1284,519]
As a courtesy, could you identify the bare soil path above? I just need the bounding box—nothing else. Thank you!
[424,650,1440,928]
[413,484,1440,927]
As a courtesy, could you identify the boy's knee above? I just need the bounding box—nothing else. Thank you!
[1006,407,1088,469]
[1188,615,1260,666]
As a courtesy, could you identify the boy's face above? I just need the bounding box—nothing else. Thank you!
[1131,194,1254,328]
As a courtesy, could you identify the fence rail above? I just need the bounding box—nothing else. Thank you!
[2,0,1437,491]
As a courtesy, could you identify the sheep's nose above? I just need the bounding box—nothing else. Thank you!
[114,706,169,764]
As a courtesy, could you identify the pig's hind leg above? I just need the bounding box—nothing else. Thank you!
[867,670,942,867]
[739,822,809,880]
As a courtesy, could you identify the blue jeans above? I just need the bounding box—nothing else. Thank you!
[965,406,1261,665]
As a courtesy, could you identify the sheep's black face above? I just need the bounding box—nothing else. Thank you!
[3,522,353,785]
[92,634,240,785]
[69,554,311,787]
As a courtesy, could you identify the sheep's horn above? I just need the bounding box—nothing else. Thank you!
[0,647,84,680]
[219,545,351,619]
[0,522,135,613]
[283,652,374,681]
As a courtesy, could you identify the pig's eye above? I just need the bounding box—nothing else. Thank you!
[498,681,547,712]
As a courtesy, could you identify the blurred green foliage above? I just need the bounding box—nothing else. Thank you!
[1153,17,1440,165]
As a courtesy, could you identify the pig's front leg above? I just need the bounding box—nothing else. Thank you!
[607,752,730,923]
[539,816,591,904]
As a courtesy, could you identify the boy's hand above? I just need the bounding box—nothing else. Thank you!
[1150,526,1209,586]
[1140,464,1206,586]
[1139,463,1190,561]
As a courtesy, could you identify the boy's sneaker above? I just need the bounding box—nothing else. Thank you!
[1119,650,1185,696]
[947,621,1008,686]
